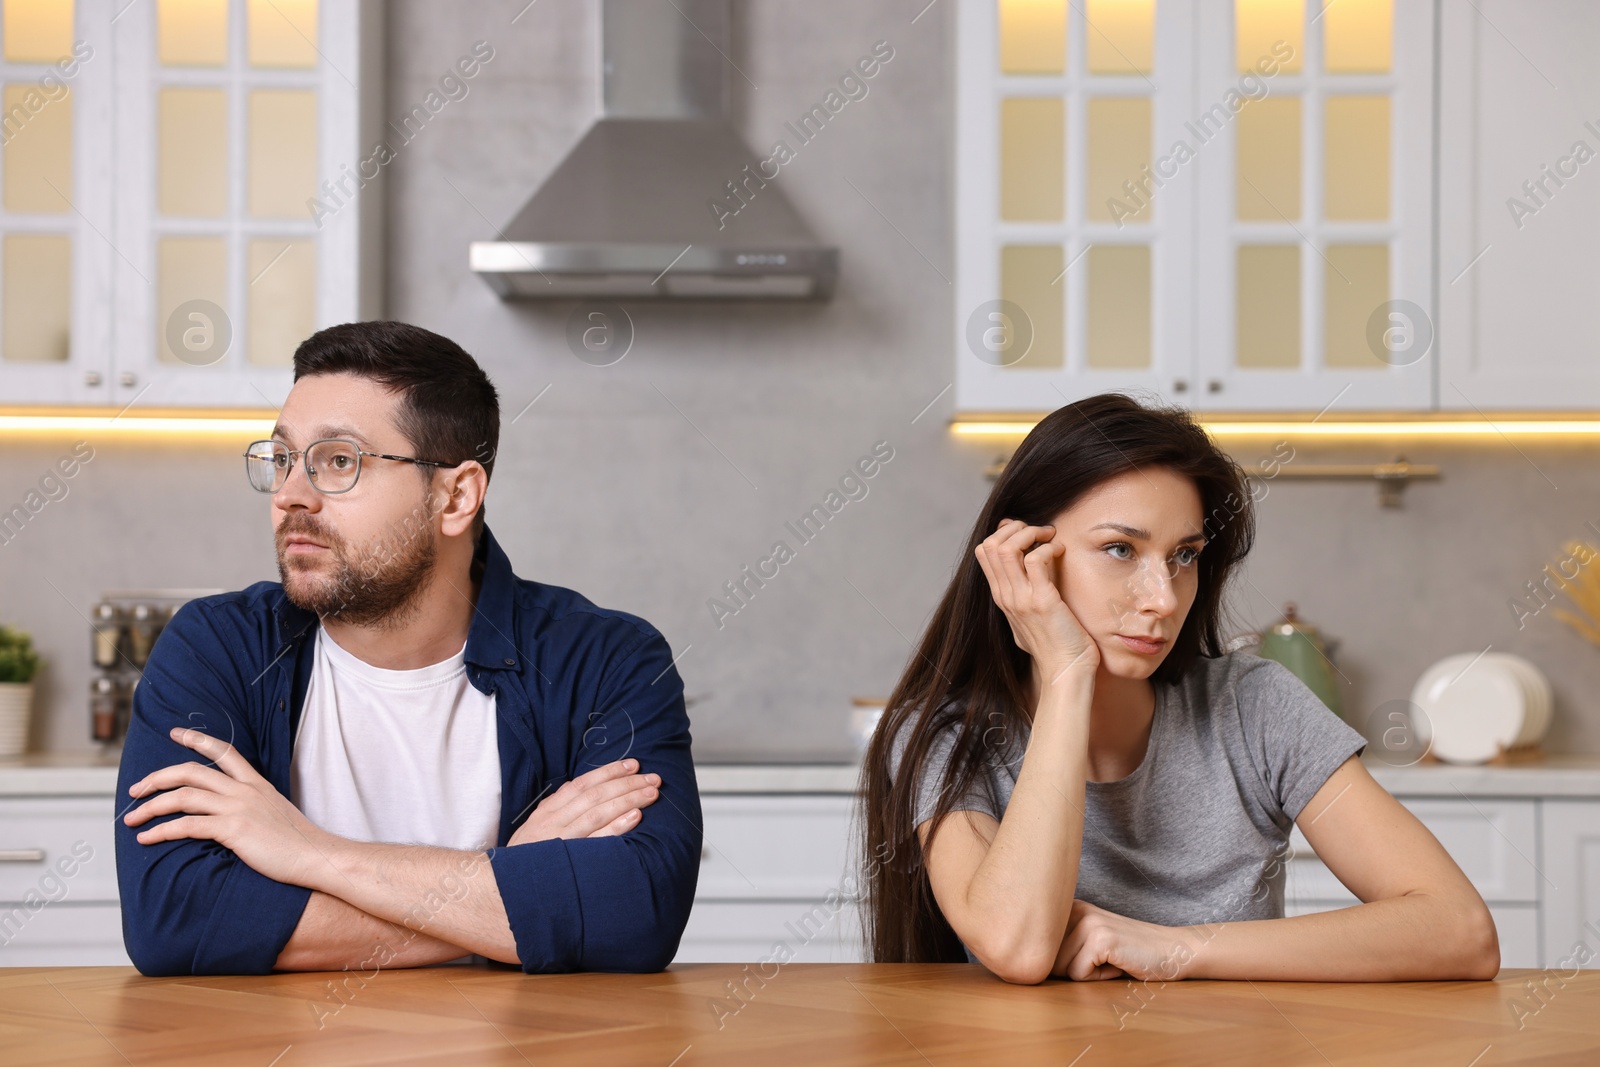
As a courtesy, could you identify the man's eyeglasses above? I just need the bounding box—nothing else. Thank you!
[244,439,463,495]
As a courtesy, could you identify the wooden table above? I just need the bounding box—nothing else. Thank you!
[3,964,1597,1066]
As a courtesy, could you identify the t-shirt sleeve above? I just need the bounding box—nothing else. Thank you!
[885,713,1003,829]
[1232,654,1368,823]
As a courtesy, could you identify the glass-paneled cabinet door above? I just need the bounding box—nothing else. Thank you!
[0,0,114,405]
[955,0,1197,414]
[110,0,381,410]
[1194,0,1435,412]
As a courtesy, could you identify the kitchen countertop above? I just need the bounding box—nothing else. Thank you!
[3,963,1594,1065]
[7,751,1600,797]
[0,752,872,796]
[1366,753,1600,797]
[0,751,124,796]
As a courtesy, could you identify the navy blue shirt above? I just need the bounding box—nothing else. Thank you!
[114,525,701,976]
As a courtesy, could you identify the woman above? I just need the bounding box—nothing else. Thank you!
[859,394,1498,984]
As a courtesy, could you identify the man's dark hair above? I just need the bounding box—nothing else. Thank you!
[292,321,500,535]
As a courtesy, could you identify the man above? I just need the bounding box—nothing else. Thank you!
[114,321,701,976]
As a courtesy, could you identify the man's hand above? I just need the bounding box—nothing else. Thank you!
[124,726,340,889]
[1053,898,1200,982]
[508,759,661,846]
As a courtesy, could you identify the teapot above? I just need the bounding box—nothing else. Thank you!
[1234,603,1343,719]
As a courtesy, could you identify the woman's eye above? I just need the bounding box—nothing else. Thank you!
[1173,546,1201,567]
[1105,542,1134,560]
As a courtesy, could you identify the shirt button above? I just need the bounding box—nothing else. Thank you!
[503,658,516,667]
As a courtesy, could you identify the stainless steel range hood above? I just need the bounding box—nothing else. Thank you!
[471,0,838,301]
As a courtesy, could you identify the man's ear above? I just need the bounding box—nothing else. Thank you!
[438,461,489,538]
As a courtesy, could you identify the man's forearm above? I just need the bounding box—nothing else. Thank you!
[309,840,519,964]
[275,890,473,971]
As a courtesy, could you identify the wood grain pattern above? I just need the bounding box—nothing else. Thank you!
[1,964,1596,1065]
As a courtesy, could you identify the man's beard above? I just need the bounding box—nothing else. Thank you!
[276,508,438,628]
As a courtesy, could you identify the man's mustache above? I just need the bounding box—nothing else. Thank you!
[277,517,342,552]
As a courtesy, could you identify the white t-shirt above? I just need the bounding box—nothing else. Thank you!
[290,625,502,852]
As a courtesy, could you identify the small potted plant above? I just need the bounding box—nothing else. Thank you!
[0,624,41,757]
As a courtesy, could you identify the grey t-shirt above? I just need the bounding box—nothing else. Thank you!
[888,651,1366,958]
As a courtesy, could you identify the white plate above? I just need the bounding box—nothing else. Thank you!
[1493,654,1551,746]
[1411,653,1527,764]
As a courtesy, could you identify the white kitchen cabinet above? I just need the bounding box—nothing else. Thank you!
[677,900,863,965]
[1437,1,1600,410]
[1192,0,1435,412]
[677,793,867,964]
[953,0,1199,414]
[0,1,115,406]
[3,764,1594,972]
[0,0,383,410]
[955,0,1435,415]
[0,795,128,966]
[685,783,1588,973]
[0,903,126,966]
[1539,800,1600,970]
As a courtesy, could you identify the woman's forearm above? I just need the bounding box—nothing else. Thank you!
[962,664,1095,978]
[1178,894,1500,981]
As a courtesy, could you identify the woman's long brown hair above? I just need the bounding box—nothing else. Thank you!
[858,393,1258,962]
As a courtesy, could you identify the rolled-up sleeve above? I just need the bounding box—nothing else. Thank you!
[486,630,702,973]
[114,602,311,976]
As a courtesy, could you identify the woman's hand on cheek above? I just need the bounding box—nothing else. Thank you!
[974,518,1100,682]
[1052,898,1198,982]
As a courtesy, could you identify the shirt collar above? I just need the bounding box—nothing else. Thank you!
[463,524,521,670]
[269,524,520,671]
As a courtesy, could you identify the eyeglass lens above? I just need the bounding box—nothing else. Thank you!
[244,440,362,494]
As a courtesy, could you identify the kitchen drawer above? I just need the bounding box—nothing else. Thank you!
[1538,799,1600,971]
[1287,899,1541,970]
[0,902,129,966]
[1287,797,1539,904]
[675,900,865,964]
[698,795,856,900]
[0,798,119,903]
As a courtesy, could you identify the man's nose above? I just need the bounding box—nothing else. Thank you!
[273,455,321,512]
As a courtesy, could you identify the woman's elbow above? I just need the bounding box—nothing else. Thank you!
[1422,892,1499,980]
[971,933,1055,985]
[1457,901,1501,980]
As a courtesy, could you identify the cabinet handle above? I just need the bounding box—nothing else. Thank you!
[1172,379,1188,393]
[0,848,46,862]
[1208,379,1223,394]
[119,371,138,387]
[700,845,711,863]
[84,371,102,387]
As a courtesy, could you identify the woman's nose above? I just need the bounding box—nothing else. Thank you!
[1127,559,1178,614]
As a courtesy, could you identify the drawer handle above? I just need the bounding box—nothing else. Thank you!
[0,849,46,863]
[700,845,711,863]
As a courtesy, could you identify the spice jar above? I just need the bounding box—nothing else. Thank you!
[129,603,159,667]
[91,676,117,742]
[91,602,123,669]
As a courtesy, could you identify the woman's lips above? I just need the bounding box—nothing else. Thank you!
[1116,634,1166,655]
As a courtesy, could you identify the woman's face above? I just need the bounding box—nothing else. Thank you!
[1044,467,1207,680]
